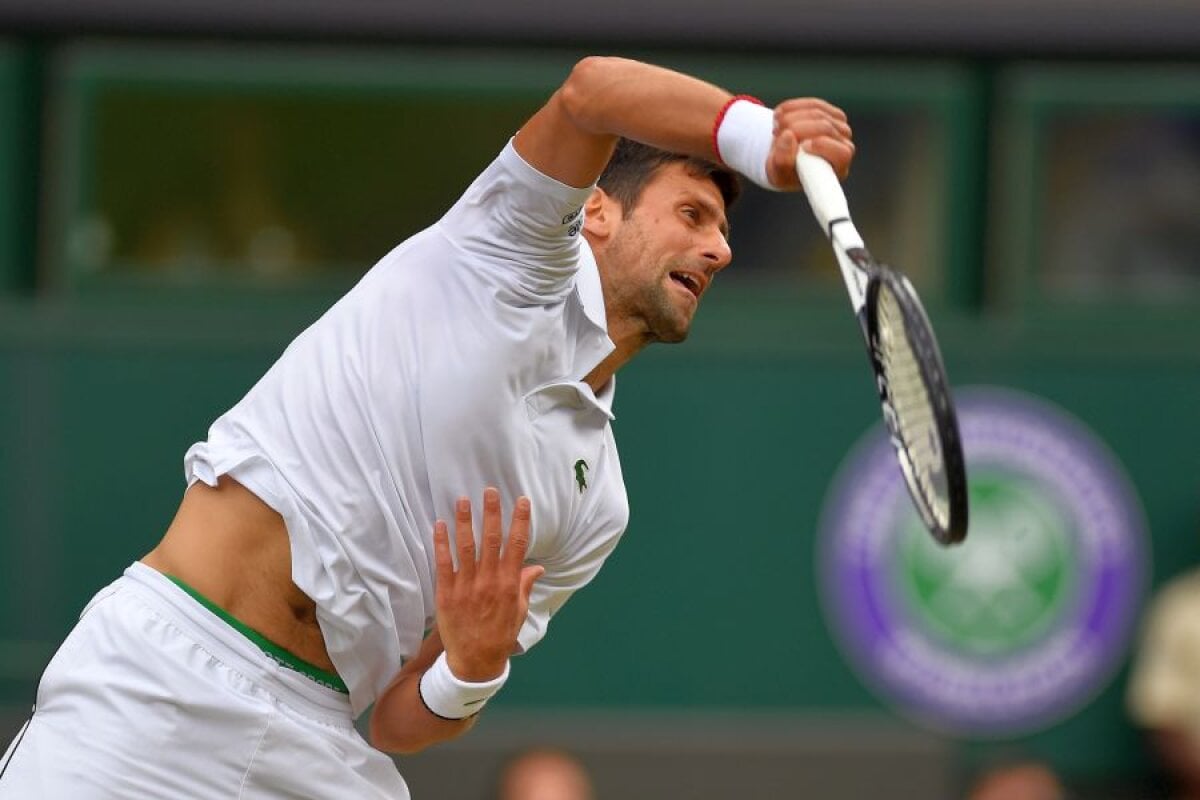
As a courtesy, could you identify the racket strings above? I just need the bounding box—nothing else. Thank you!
[875,286,950,525]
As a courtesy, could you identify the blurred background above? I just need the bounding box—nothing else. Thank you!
[0,1,1197,798]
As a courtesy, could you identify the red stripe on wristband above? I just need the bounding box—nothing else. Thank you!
[711,94,765,166]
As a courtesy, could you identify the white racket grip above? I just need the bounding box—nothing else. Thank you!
[796,150,851,237]
[797,150,868,312]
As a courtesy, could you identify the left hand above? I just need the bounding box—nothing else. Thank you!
[432,488,544,682]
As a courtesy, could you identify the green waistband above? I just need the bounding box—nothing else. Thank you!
[166,575,349,695]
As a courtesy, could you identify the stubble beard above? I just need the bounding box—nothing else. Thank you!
[643,265,692,344]
[607,222,693,346]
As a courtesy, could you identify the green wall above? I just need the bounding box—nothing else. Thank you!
[1,296,1195,789]
[0,42,34,292]
[1,42,1198,795]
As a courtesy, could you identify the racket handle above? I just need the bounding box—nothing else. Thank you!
[796,150,850,237]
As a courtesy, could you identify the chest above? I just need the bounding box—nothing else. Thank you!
[420,371,619,558]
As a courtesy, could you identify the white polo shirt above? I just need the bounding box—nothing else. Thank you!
[184,141,630,715]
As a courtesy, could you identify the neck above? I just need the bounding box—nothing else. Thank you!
[582,327,651,394]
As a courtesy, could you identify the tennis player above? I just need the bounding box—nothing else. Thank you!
[0,56,853,797]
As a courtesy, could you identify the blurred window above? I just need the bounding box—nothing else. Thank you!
[994,66,1200,310]
[48,46,972,305]
[50,46,558,292]
[1041,114,1200,303]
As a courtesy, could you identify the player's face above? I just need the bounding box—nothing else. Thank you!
[601,163,732,344]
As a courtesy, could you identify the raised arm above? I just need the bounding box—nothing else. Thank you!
[513,56,854,191]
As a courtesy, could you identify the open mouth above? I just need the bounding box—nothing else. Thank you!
[669,271,702,299]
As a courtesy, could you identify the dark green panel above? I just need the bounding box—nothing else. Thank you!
[0,345,67,699]
[505,350,881,709]
[52,350,276,613]
[0,301,308,706]
[497,296,1198,791]
[0,42,35,293]
[0,281,1195,796]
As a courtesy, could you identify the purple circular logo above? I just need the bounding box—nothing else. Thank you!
[818,386,1148,737]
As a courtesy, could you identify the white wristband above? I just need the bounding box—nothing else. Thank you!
[714,97,779,192]
[418,652,509,720]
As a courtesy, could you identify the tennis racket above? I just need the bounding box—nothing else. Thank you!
[796,151,969,546]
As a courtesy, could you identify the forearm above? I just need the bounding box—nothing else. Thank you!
[558,56,731,160]
[368,625,477,754]
[516,56,853,192]
[368,669,477,754]
[516,56,733,188]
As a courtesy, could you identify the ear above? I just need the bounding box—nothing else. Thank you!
[582,187,620,243]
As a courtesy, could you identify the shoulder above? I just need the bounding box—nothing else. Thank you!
[431,141,595,304]
[442,141,592,236]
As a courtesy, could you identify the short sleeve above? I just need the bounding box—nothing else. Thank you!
[439,140,595,305]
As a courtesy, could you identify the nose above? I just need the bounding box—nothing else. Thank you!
[703,229,733,272]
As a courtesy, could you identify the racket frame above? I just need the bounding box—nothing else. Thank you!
[797,151,968,545]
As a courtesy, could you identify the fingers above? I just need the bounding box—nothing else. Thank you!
[802,137,856,180]
[518,564,545,609]
[772,98,855,181]
[775,96,847,122]
[767,129,801,190]
[774,98,852,146]
[440,490,535,579]
[433,518,454,601]
[453,496,477,582]
[502,496,532,572]
[478,487,504,579]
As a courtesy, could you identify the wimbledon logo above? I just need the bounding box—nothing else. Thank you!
[817,386,1148,737]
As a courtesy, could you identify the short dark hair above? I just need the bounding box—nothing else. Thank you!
[597,138,741,214]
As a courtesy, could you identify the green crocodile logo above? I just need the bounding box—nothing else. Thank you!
[573,459,589,493]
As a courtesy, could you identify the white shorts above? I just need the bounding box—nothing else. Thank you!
[0,563,409,799]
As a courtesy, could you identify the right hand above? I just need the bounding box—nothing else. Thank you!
[765,98,856,188]
[432,488,544,682]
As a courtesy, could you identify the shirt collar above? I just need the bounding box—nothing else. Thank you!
[575,237,610,334]
[572,238,617,416]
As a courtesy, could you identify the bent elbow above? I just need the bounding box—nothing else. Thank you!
[559,56,629,131]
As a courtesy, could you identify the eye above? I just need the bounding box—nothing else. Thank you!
[680,206,699,223]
